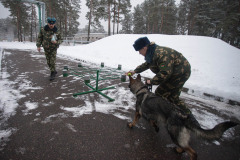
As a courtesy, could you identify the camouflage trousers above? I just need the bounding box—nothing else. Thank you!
[155,71,191,114]
[44,48,57,72]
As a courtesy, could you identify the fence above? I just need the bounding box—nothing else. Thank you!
[63,37,91,46]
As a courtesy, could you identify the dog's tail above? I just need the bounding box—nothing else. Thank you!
[185,120,239,141]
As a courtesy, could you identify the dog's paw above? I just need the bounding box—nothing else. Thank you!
[155,126,159,133]
[127,123,133,128]
[174,147,185,154]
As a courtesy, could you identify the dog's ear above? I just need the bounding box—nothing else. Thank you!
[129,75,133,82]
[137,74,141,80]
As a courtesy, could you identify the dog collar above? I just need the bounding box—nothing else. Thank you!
[136,86,148,95]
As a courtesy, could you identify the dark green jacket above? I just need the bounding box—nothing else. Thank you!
[134,43,191,85]
[36,25,63,50]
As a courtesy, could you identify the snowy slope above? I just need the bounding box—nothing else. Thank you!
[1,34,240,102]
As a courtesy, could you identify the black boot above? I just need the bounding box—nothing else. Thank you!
[188,113,201,128]
[50,71,55,81]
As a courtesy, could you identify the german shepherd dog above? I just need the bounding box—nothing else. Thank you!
[127,74,239,160]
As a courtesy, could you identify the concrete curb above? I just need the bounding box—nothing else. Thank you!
[182,87,240,106]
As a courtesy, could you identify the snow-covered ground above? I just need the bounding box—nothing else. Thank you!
[0,34,240,151]
[1,34,240,102]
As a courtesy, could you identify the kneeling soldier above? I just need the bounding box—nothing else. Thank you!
[126,37,200,127]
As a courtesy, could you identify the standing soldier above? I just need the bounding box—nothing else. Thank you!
[37,17,63,81]
[126,37,200,126]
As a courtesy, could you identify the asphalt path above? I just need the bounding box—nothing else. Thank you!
[0,49,239,160]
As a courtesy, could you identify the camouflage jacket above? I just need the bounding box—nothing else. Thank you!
[36,25,63,50]
[134,43,191,85]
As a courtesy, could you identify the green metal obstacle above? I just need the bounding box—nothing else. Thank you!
[63,62,127,102]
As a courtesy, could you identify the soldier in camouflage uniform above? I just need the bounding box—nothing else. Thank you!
[126,37,200,126]
[37,17,63,81]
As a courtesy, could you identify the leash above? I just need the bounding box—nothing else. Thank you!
[135,79,152,95]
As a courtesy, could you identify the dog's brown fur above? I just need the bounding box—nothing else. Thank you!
[127,74,239,160]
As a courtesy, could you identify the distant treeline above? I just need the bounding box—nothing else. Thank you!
[1,0,239,48]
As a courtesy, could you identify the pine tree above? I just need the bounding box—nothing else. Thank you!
[120,13,133,33]
[133,0,177,34]
[1,0,81,41]
[218,0,239,46]
[115,0,131,34]
[30,4,38,42]
[86,0,104,41]
[177,0,197,35]
[1,0,31,41]
[133,4,146,34]
[100,0,114,36]
[162,0,177,34]
[68,0,81,37]
[111,0,117,34]
[177,0,239,47]
[141,0,151,34]
[0,17,16,40]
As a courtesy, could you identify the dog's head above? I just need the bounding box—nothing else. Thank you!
[128,74,145,94]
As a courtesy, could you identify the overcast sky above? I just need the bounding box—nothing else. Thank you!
[0,0,180,31]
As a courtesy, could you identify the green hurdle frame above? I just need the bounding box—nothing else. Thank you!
[63,63,126,102]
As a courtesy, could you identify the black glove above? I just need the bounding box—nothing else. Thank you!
[145,80,152,92]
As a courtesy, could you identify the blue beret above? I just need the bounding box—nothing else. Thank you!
[47,17,56,24]
[133,37,150,51]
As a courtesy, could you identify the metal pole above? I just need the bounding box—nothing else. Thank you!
[23,27,25,42]
[16,0,45,31]
[67,64,124,102]
[41,3,45,27]
[76,83,115,102]
[22,26,24,43]
[96,70,99,91]
[38,4,41,30]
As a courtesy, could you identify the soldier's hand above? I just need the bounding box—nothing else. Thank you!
[145,79,152,92]
[125,71,135,76]
[146,79,151,84]
[37,47,41,52]
[51,40,57,44]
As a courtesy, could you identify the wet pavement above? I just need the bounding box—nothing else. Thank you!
[0,49,239,160]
